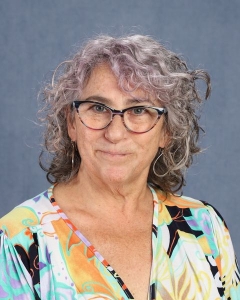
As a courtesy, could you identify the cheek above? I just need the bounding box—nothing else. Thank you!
[151,120,167,149]
[75,128,97,158]
[141,131,165,162]
[137,134,161,159]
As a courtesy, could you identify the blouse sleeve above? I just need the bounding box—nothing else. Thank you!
[0,230,36,300]
[206,204,240,299]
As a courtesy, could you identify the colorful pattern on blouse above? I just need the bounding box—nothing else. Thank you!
[0,186,239,299]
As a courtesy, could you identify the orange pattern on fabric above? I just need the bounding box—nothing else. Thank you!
[51,218,114,294]
[156,190,206,209]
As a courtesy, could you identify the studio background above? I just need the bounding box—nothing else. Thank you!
[0,1,239,257]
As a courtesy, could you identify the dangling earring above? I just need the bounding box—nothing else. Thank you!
[71,141,76,169]
[153,148,164,177]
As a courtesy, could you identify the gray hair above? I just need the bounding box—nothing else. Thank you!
[39,34,210,194]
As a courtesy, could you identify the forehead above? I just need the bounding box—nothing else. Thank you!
[81,63,152,103]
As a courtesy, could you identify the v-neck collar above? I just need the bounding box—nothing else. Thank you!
[48,185,160,299]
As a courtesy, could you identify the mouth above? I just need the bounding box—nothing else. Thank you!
[98,150,130,157]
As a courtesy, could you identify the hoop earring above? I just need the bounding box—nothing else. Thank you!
[71,141,76,169]
[153,149,164,177]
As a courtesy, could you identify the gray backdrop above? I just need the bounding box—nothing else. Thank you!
[0,1,239,258]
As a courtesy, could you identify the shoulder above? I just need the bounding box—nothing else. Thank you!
[0,189,54,299]
[154,187,207,209]
[152,186,233,256]
[154,186,225,219]
[0,188,54,240]
[152,187,240,296]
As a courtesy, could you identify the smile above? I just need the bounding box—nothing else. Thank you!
[98,150,130,157]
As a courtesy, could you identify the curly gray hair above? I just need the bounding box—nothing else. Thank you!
[39,34,210,194]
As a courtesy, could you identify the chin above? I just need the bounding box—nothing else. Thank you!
[102,168,131,184]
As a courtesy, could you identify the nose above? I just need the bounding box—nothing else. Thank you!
[104,114,127,143]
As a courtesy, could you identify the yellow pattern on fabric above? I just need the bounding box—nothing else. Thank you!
[0,186,239,299]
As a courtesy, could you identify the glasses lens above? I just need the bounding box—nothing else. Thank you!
[78,102,111,129]
[124,107,159,133]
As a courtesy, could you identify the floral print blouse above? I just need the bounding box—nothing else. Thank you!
[0,186,239,299]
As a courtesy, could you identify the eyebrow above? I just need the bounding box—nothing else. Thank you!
[84,95,155,106]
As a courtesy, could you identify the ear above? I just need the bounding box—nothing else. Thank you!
[67,107,77,142]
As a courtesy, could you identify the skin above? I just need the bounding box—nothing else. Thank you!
[54,64,167,299]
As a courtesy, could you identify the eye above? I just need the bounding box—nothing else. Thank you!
[92,104,107,113]
[131,107,146,115]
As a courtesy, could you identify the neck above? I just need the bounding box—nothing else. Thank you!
[54,168,152,216]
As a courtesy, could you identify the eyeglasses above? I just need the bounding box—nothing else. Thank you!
[72,100,167,134]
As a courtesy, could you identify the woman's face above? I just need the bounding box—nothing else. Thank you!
[68,64,167,185]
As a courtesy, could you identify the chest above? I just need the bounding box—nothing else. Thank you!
[71,213,153,300]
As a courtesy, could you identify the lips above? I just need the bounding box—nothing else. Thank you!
[98,150,130,157]
[100,151,127,156]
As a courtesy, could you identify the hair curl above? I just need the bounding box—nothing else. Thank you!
[39,34,211,194]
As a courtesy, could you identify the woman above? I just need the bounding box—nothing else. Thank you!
[0,35,239,300]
